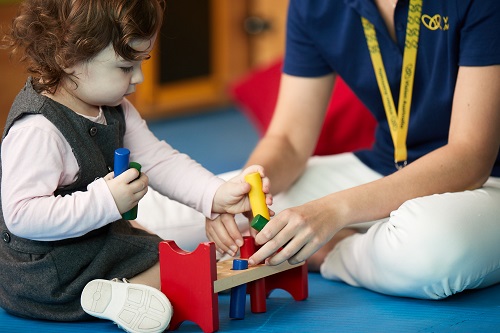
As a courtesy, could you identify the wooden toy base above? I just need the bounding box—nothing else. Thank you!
[159,236,308,332]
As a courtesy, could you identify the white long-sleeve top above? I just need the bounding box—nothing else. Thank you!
[1,99,224,241]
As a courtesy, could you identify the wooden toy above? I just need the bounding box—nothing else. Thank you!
[159,236,308,332]
[114,148,131,176]
[228,259,248,319]
[244,172,270,232]
[240,172,271,313]
[113,148,141,220]
[250,214,269,232]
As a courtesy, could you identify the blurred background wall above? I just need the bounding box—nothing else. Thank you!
[0,0,289,132]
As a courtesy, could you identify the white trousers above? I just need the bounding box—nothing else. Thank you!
[137,153,500,299]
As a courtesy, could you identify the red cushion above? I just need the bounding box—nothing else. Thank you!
[229,59,376,155]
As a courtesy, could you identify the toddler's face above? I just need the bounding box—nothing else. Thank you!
[63,37,155,109]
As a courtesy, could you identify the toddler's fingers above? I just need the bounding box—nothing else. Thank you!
[241,165,265,178]
[261,176,271,193]
[104,171,115,181]
[220,214,244,248]
[206,216,239,256]
[115,168,141,183]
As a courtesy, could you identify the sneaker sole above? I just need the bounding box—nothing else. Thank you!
[81,279,172,333]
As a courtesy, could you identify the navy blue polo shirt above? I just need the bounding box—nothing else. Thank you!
[284,0,500,176]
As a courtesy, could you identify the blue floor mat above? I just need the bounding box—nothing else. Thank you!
[2,273,500,332]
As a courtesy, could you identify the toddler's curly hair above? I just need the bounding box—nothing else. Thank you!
[2,0,164,94]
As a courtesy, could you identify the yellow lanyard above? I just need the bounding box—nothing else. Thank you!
[362,0,423,169]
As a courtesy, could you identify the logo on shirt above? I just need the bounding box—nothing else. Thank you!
[421,14,449,31]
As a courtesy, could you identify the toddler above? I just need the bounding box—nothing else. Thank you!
[0,1,271,332]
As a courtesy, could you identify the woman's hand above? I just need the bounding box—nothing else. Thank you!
[248,198,341,266]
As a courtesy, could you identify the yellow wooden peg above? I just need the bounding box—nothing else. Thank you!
[244,172,270,220]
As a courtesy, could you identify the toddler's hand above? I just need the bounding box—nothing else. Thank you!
[206,166,272,256]
[104,169,148,214]
[205,214,244,256]
[212,165,272,215]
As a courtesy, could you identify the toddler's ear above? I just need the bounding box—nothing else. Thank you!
[55,55,74,74]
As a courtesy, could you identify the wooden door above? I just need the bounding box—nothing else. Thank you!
[0,4,28,133]
[133,0,250,118]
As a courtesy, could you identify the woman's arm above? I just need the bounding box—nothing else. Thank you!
[245,73,336,194]
[204,73,335,253]
[249,65,500,266]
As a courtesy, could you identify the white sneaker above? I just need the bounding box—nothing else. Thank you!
[81,278,173,333]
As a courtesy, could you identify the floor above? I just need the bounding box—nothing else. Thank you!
[3,273,500,332]
[2,106,500,332]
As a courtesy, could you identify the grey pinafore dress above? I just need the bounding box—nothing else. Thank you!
[0,79,162,321]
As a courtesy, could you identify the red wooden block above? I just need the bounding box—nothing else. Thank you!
[159,240,219,333]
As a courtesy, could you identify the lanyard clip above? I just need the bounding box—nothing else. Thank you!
[395,160,407,170]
